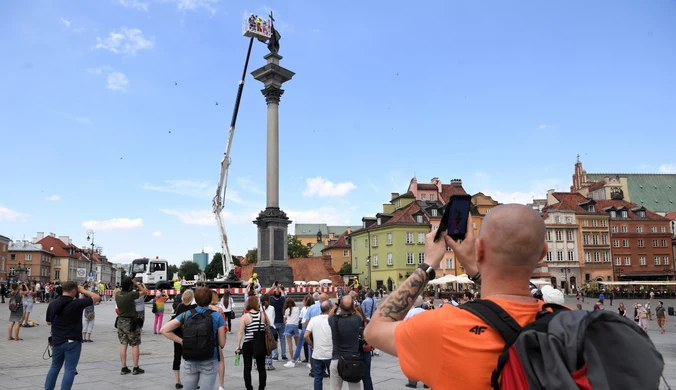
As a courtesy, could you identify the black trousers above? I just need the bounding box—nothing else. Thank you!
[226,312,232,333]
[242,341,266,390]
[303,341,309,360]
[173,342,182,371]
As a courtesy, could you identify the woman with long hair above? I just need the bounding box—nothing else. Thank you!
[259,294,275,371]
[170,290,196,389]
[222,290,235,334]
[282,298,300,360]
[7,282,29,340]
[618,302,627,317]
[21,283,36,327]
[236,296,269,390]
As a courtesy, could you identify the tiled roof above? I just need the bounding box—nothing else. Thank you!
[587,173,676,213]
[593,199,668,221]
[9,241,53,254]
[546,192,668,221]
[417,183,438,191]
[322,231,350,250]
[391,191,415,201]
[588,180,606,191]
[664,212,676,220]
[440,184,468,204]
[37,236,78,258]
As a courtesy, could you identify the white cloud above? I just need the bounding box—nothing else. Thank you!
[0,206,30,222]
[106,72,129,92]
[59,18,71,27]
[539,124,547,129]
[95,27,153,56]
[482,179,565,205]
[173,0,220,14]
[82,218,143,231]
[112,252,143,262]
[302,177,357,197]
[152,231,162,237]
[203,245,215,253]
[118,0,149,11]
[53,111,92,125]
[161,209,253,225]
[286,206,354,229]
[237,177,263,195]
[45,195,60,201]
[144,179,247,204]
[659,164,676,174]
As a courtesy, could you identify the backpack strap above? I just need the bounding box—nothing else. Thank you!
[459,300,522,345]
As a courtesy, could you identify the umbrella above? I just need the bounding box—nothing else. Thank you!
[455,274,473,284]
[307,281,320,286]
[428,275,457,285]
[294,281,307,286]
[319,279,332,285]
[530,279,551,287]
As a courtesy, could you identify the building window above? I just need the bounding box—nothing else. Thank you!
[472,221,477,230]
[407,253,414,265]
[372,235,378,247]
[416,215,423,223]
[622,240,629,247]
[585,273,591,281]
[566,231,574,241]
[373,254,379,267]
[637,226,643,233]
[637,211,646,218]
[418,253,425,264]
[432,225,439,230]
[601,220,607,227]
[594,252,600,262]
[638,239,644,247]
[621,226,627,233]
[25,254,32,261]
[557,251,563,261]
[653,239,658,247]
[387,253,393,265]
[583,234,590,245]
[555,216,561,223]
[615,257,621,266]
[377,218,382,225]
[589,205,596,212]
[585,252,591,263]
[592,220,598,227]
[611,226,618,233]
[430,194,435,201]
[660,226,666,232]
[602,234,608,245]
[55,270,60,280]
[640,256,646,265]
[568,251,574,261]
[664,256,670,265]
[355,257,358,269]
[662,239,668,247]
[387,233,392,245]
[655,256,661,265]
[406,232,413,244]
[431,209,438,217]
[343,250,349,257]
[417,232,425,244]
[651,226,657,233]
[610,211,617,219]
[603,252,610,262]
[583,220,589,227]
[546,252,552,262]
[613,240,619,248]
[9,267,15,276]
[546,231,552,241]
[556,230,563,241]
[624,257,631,266]
[621,211,628,218]
[446,258,453,269]
[10,254,15,260]
[421,194,426,200]
[593,235,599,245]
[566,217,573,224]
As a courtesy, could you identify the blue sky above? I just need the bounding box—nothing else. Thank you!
[1,0,675,265]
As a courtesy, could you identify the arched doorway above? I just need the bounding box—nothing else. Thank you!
[569,276,577,292]
[550,276,557,287]
[387,277,394,292]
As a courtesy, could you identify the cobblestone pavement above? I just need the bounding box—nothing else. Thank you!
[0,296,674,389]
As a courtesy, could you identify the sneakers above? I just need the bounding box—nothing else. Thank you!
[281,356,288,360]
[132,367,145,375]
[175,384,183,389]
[219,387,225,390]
[283,361,295,368]
[306,364,311,369]
[121,367,131,375]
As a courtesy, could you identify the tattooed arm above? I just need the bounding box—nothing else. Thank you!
[364,230,448,356]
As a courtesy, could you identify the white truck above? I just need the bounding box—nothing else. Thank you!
[129,257,173,292]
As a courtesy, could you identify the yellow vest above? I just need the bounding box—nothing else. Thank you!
[173,281,181,290]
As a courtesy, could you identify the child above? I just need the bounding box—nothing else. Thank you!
[152,291,168,334]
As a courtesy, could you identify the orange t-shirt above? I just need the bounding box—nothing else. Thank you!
[394,298,544,390]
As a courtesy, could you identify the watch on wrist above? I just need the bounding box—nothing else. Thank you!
[418,263,436,281]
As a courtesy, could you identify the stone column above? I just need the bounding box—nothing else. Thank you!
[251,52,295,288]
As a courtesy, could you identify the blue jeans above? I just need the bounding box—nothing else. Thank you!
[273,323,286,358]
[182,359,218,390]
[362,350,373,390]
[293,325,311,361]
[45,341,82,390]
[312,358,331,390]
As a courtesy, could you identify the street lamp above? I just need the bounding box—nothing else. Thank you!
[366,256,372,290]
[86,230,95,276]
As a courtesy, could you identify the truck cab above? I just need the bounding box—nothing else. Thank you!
[129,257,172,291]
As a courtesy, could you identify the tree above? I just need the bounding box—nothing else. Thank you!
[233,256,241,267]
[288,235,311,259]
[120,268,127,281]
[339,263,352,275]
[245,249,258,264]
[167,264,179,280]
[205,253,240,279]
[178,261,200,281]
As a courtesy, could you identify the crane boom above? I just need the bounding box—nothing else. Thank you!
[212,36,255,279]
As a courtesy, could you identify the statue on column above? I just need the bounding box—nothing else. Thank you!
[267,11,281,54]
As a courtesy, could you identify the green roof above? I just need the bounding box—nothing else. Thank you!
[294,224,361,236]
[310,242,325,256]
[588,173,676,213]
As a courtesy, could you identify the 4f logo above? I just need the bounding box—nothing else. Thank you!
[469,326,487,335]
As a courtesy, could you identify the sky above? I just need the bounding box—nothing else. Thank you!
[1,0,675,266]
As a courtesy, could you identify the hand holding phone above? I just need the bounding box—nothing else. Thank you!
[435,194,472,242]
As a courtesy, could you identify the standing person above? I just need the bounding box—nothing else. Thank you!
[328,295,363,390]
[305,300,334,390]
[646,302,652,320]
[259,293,276,371]
[7,282,29,340]
[21,283,35,327]
[173,286,187,313]
[209,290,227,390]
[285,295,315,367]
[98,281,105,300]
[609,291,614,306]
[637,304,649,333]
[222,290,235,334]
[618,303,627,318]
[35,281,42,303]
[170,290,196,389]
[361,291,377,322]
[353,306,374,390]
[0,283,5,303]
[656,301,667,334]
[114,278,147,375]
[269,285,287,360]
[44,281,101,390]
[599,291,605,305]
[82,303,96,342]
[153,291,168,334]
[135,288,147,333]
[160,287,226,390]
[283,298,301,361]
[235,295,270,390]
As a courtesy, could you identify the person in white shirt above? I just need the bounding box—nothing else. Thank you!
[221,290,235,334]
[282,298,301,365]
[304,300,334,389]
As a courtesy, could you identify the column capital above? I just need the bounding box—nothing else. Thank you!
[262,87,284,104]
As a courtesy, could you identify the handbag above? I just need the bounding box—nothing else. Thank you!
[229,311,236,320]
[262,310,277,355]
[152,302,157,314]
[8,293,19,312]
[359,321,374,353]
[334,316,365,383]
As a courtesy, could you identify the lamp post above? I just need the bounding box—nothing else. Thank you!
[86,230,95,277]
[561,268,570,294]
[366,256,372,290]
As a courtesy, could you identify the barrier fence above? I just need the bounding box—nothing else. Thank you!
[100,286,338,296]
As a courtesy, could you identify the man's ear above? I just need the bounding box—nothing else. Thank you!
[539,241,548,261]
[475,238,484,266]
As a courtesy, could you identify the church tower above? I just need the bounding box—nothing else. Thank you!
[571,155,588,192]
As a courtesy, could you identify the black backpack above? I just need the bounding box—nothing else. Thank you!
[460,300,665,390]
[182,309,216,361]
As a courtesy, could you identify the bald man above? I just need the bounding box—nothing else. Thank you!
[364,204,547,390]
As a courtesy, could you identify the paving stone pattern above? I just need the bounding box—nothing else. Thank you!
[0,296,674,389]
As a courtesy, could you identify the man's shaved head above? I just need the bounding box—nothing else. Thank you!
[319,293,329,302]
[477,204,546,271]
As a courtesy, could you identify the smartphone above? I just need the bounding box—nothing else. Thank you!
[435,194,472,242]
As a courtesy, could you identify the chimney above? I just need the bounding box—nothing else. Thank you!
[450,179,463,187]
[391,192,400,200]
[346,227,351,234]
[431,177,442,192]
[34,232,44,243]
[59,236,70,245]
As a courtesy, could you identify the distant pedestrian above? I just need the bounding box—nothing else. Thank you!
[656,301,667,334]
[82,304,95,342]
[7,282,29,341]
[637,304,649,333]
[44,281,101,390]
[153,291,168,334]
[169,290,196,389]
[609,292,614,306]
[599,292,605,305]
[0,283,6,303]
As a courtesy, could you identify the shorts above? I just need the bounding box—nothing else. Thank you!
[117,317,142,346]
[284,324,299,337]
[658,318,665,328]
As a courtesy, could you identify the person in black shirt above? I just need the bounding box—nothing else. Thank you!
[44,281,100,390]
[328,295,363,389]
